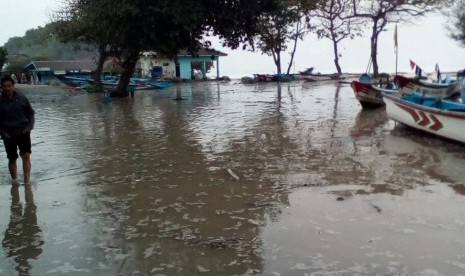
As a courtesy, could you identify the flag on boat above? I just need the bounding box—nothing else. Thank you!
[435,63,441,81]
[409,60,416,70]
[415,65,423,78]
[409,59,423,78]
[394,25,398,51]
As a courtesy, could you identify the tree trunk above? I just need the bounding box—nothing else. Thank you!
[287,23,301,75]
[272,49,281,75]
[332,40,342,74]
[93,45,107,86]
[276,52,282,75]
[370,30,379,77]
[114,49,139,97]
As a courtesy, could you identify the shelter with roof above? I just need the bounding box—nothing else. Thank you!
[24,60,97,83]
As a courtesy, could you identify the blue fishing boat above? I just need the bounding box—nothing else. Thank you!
[102,81,138,92]
[86,76,173,92]
[55,75,91,88]
[150,80,173,89]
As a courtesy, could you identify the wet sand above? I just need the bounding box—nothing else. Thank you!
[0,82,464,275]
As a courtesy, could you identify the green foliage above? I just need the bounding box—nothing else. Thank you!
[448,0,465,44]
[0,47,7,71]
[56,0,281,55]
[254,0,312,74]
[53,0,280,95]
[85,85,104,94]
[351,0,449,76]
[4,61,27,74]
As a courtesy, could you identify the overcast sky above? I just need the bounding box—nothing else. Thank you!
[2,0,465,77]
[0,0,61,44]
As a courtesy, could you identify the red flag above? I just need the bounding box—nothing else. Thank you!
[394,25,398,49]
[409,60,416,70]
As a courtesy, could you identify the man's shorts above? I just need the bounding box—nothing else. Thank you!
[3,132,32,160]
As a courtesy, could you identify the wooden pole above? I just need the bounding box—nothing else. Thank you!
[394,25,398,76]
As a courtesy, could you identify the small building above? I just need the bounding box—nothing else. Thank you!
[139,48,227,80]
[177,48,227,80]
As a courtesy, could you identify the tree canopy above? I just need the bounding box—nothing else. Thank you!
[254,0,315,75]
[310,0,362,73]
[350,0,450,76]
[53,0,279,95]
[447,0,465,45]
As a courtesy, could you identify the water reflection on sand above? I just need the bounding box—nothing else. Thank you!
[0,82,464,275]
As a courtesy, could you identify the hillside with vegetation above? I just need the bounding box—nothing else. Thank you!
[2,23,96,73]
[2,23,97,74]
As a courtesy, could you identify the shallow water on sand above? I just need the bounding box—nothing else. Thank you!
[0,81,464,275]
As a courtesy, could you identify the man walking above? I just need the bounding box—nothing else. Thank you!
[0,76,35,184]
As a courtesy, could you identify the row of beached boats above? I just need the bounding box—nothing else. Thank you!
[55,75,173,91]
[350,72,465,144]
[253,67,355,83]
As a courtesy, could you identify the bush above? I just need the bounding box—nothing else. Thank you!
[86,85,104,94]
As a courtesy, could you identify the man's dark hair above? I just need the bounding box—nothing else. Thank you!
[1,75,15,85]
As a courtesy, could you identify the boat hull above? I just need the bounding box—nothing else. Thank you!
[302,73,345,82]
[55,75,90,88]
[254,74,276,82]
[394,75,461,99]
[383,93,465,144]
[351,81,391,109]
[254,74,297,82]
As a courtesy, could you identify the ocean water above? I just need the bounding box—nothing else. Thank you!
[0,81,464,275]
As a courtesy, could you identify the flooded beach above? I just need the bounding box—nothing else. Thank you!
[1,81,465,275]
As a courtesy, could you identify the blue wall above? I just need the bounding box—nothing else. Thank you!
[178,56,218,80]
[178,59,192,80]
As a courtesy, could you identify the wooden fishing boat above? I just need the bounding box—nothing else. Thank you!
[299,67,346,81]
[303,73,345,82]
[299,67,315,75]
[253,73,298,82]
[383,92,465,144]
[351,80,397,109]
[352,73,463,109]
[394,75,461,99]
[254,74,275,82]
